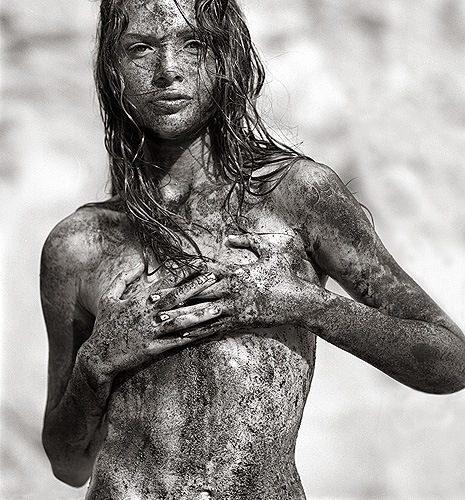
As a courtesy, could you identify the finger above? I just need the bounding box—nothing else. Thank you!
[105,263,144,301]
[146,328,218,354]
[182,317,234,338]
[146,286,174,304]
[221,299,235,315]
[194,280,228,299]
[147,274,218,305]
[153,302,224,335]
[195,271,250,300]
[227,233,272,259]
[183,258,209,276]
[157,272,217,310]
[154,301,223,326]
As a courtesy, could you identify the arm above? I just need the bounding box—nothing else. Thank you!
[41,216,224,487]
[41,221,108,487]
[285,161,465,393]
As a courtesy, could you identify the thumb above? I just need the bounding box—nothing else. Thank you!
[227,232,272,259]
[106,262,144,300]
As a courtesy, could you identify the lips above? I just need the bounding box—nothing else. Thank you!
[150,92,192,114]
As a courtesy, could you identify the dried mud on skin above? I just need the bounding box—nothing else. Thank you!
[2,0,465,499]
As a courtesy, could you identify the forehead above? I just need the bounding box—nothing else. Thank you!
[125,0,196,34]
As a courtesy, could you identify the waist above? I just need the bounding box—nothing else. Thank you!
[91,418,308,500]
[87,457,306,500]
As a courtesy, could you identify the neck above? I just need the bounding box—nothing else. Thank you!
[143,132,215,210]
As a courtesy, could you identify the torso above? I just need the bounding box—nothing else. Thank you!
[81,181,323,500]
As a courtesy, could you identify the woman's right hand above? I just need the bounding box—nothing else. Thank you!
[78,263,222,386]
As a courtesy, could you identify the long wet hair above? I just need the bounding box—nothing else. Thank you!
[95,0,306,269]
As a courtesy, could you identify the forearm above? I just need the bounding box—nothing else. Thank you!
[303,289,465,394]
[42,354,112,487]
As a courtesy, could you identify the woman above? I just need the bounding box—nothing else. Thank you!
[41,0,465,498]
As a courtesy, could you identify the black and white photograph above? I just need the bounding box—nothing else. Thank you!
[1,1,465,498]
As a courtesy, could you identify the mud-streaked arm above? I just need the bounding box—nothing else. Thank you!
[280,160,465,393]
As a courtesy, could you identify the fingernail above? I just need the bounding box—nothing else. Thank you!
[227,234,241,240]
[209,305,221,315]
[150,293,161,302]
[157,313,170,322]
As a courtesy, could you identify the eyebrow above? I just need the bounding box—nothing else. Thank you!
[123,28,197,40]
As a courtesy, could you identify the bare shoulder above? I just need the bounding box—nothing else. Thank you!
[283,158,342,195]
[42,200,124,272]
[272,158,349,217]
[41,199,134,313]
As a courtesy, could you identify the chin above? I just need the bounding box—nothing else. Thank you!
[148,120,209,142]
[144,108,213,142]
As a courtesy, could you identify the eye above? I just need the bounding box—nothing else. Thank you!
[127,43,154,58]
[183,39,205,54]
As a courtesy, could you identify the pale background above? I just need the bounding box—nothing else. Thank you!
[1,0,465,498]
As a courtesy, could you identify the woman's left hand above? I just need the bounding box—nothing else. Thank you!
[154,232,329,334]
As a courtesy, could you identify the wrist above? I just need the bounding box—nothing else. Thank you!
[75,344,113,396]
[295,283,340,330]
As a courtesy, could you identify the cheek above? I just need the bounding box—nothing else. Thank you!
[194,81,214,112]
[191,61,216,109]
[122,64,151,97]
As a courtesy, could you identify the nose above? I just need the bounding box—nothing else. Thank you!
[152,46,184,88]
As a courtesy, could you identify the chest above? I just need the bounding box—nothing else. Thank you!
[84,193,309,315]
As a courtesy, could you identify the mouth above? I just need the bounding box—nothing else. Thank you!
[155,91,191,100]
[149,93,192,114]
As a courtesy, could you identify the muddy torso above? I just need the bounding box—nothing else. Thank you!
[83,186,321,499]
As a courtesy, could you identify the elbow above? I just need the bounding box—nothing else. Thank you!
[419,374,465,395]
[409,339,465,394]
[51,466,89,488]
[409,365,465,395]
[415,380,465,395]
[42,433,90,488]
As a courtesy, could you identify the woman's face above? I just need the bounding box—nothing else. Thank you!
[121,0,215,141]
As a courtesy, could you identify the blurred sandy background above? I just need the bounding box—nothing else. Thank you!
[1,0,465,498]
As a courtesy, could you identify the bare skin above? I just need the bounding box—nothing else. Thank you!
[41,0,465,499]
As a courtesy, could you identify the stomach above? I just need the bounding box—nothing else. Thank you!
[89,326,315,500]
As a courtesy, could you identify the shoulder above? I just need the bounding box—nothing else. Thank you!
[285,158,342,192]
[252,157,338,188]
[42,200,121,267]
[287,157,332,174]
[40,199,133,302]
[270,158,375,251]
[271,158,346,215]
